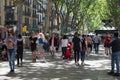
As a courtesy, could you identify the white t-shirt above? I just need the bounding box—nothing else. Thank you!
[68,36,73,43]
[61,39,68,47]
[93,36,100,43]
[51,39,54,47]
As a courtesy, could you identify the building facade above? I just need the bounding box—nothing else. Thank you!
[0,0,6,39]
[0,0,38,38]
[36,0,47,33]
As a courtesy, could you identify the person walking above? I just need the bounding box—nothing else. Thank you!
[86,35,93,55]
[104,33,112,55]
[72,32,82,66]
[81,34,87,65]
[5,28,17,72]
[16,34,24,66]
[108,32,120,76]
[49,33,57,57]
[61,35,68,59]
[29,31,37,62]
[93,33,100,53]
[37,33,46,62]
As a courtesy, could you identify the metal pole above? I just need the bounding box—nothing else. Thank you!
[17,4,22,34]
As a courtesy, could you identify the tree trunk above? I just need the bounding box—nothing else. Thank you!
[45,0,52,34]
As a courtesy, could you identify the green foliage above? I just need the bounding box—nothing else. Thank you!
[85,0,110,31]
[54,0,110,32]
[107,0,120,30]
[36,0,111,32]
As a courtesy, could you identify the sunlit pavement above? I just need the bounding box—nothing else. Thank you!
[0,45,120,80]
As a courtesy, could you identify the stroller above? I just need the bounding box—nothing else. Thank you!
[64,43,73,60]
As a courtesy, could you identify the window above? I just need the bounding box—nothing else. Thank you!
[5,0,7,6]
[9,0,12,6]
[25,18,29,25]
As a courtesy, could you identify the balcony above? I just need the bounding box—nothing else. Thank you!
[24,11,31,16]
[5,20,17,25]
[33,4,36,9]
[33,14,37,18]
[37,9,44,13]
[24,0,30,6]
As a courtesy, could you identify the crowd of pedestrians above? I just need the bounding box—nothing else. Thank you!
[0,28,120,77]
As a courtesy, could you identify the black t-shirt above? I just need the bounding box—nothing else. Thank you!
[29,36,37,46]
[72,36,80,50]
[110,38,120,53]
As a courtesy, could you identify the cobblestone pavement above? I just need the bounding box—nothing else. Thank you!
[0,45,120,80]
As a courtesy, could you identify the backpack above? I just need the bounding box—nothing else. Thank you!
[17,39,23,51]
[17,39,23,47]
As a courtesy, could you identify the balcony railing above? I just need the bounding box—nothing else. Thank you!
[24,11,31,16]
[32,14,37,18]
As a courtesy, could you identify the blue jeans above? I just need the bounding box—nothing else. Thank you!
[74,49,80,63]
[7,49,15,70]
[111,51,120,73]
[81,48,86,61]
[94,43,99,53]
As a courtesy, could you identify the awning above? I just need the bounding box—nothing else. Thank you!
[27,27,39,31]
[95,30,118,34]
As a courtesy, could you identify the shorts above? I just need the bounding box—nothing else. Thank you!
[37,44,44,53]
[104,43,110,48]
[88,43,92,47]
[50,46,56,52]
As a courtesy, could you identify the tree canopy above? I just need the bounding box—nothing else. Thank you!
[17,0,120,33]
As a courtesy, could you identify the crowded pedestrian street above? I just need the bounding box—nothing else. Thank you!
[0,45,119,80]
[0,0,120,80]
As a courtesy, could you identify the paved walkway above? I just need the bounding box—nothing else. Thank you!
[0,45,120,80]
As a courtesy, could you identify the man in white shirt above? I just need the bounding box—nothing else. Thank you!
[68,34,73,44]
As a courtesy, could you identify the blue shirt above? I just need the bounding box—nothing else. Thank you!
[38,38,44,44]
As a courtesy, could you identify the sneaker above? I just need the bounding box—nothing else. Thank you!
[107,71,114,75]
[113,73,120,76]
[77,63,80,66]
[10,70,14,73]
[81,62,85,66]
[75,62,79,66]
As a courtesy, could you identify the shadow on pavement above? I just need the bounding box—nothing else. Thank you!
[0,49,120,80]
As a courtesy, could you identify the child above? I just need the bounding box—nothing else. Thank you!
[65,43,73,60]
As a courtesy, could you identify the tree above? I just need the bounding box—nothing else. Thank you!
[12,0,25,6]
[34,0,110,33]
[106,0,120,30]
[85,0,110,31]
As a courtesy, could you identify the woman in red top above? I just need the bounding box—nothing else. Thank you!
[104,33,111,55]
